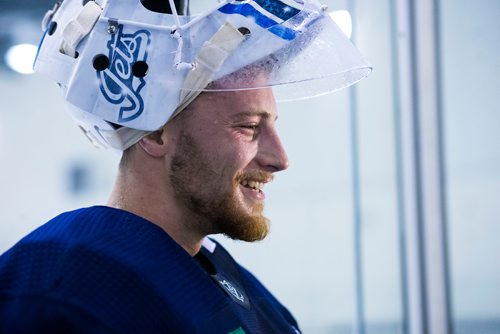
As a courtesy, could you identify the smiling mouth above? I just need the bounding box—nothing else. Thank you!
[237,171,274,195]
[240,180,265,192]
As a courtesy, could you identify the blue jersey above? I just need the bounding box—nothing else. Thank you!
[0,206,300,333]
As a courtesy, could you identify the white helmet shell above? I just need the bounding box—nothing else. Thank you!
[34,0,371,150]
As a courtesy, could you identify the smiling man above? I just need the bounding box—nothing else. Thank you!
[0,0,370,332]
[110,87,287,256]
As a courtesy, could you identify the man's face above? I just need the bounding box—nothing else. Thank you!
[168,87,288,242]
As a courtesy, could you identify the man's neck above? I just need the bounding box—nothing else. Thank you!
[107,170,205,256]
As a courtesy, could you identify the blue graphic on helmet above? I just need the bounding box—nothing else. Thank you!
[98,25,151,123]
[219,0,302,40]
[33,22,55,71]
[253,0,301,21]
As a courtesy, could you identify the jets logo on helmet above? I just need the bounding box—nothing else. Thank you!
[98,25,151,123]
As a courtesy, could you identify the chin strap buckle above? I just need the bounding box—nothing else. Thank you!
[60,1,102,58]
[171,22,246,120]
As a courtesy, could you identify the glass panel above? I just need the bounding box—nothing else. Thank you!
[440,0,500,333]
[355,0,405,332]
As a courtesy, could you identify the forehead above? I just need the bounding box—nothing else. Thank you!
[190,87,278,121]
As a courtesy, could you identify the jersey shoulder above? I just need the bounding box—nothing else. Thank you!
[0,206,209,332]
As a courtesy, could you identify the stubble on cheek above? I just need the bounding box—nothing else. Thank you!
[169,132,270,242]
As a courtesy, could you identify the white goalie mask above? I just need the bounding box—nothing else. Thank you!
[34,0,372,150]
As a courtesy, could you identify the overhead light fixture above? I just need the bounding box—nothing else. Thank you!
[329,10,352,39]
[5,43,38,75]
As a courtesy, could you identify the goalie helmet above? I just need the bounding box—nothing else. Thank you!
[34,0,371,150]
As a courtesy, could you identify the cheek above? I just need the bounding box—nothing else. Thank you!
[216,145,258,177]
[204,130,259,173]
[235,149,259,174]
[228,137,258,161]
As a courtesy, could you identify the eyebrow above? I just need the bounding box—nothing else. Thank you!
[230,110,277,121]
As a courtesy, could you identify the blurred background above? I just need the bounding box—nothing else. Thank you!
[0,0,499,333]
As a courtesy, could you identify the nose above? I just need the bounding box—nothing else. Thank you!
[257,127,289,172]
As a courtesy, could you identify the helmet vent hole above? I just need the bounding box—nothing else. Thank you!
[132,61,149,78]
[48,21,58,36]
[93,54,109,71]
[238,27,251,36]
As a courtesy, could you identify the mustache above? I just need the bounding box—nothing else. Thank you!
[236,171,274,183]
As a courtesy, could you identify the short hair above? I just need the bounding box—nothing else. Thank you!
[119,144,136,170]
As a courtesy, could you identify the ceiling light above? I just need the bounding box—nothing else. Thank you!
[329,10,353,39]
[5,44,39,75]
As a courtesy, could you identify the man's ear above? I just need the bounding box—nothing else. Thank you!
[138,128,168,158]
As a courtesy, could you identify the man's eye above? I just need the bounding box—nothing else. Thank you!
[241,125,258,130]
[238,124,260,138]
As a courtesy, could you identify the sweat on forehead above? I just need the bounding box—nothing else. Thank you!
[187,87,276,115]
[206,60,274,92]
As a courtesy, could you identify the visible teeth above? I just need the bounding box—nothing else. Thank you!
[240,180,265,191]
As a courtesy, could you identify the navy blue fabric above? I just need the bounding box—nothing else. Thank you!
[0,206,299,333]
